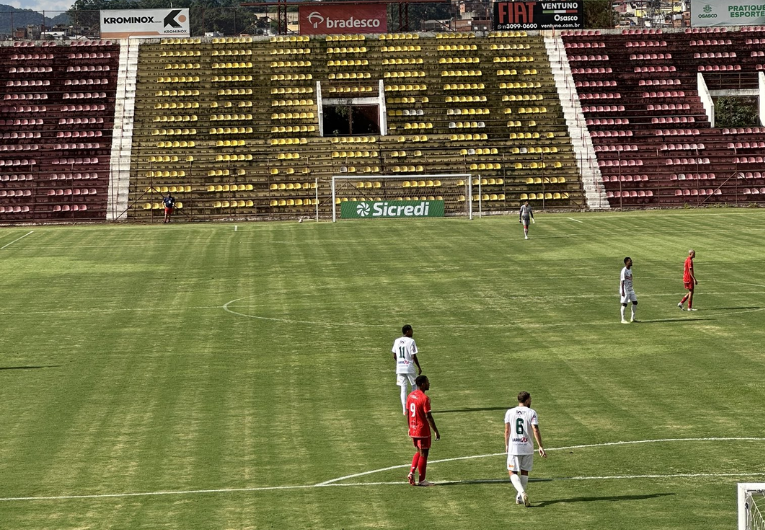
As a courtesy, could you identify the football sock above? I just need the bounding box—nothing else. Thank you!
[410,453,420,475]
[620,305,626,320]
[520,475,529,489]
[400,384,408,414]
[510,473,525,494]
[680,294,689,305]
[631,306,637,320]
[418,456,428,481]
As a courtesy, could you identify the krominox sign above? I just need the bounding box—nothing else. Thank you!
[299,4,387,35]
[100,9,190,38]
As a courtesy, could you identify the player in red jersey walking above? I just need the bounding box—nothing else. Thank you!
[406,375,440,487]
[678,249,698,311]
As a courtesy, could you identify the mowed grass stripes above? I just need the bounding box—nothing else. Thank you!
[0,209,764,529]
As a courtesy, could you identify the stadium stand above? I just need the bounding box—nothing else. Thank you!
[0,40,119,221]
[126,32,585,221]
[6,29,765,223]
[561,28,765,208]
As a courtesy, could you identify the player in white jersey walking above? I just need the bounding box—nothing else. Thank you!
[504,391,546,507]
[620,256,638,324]
[392,324,422,415]
[519,200,535,239]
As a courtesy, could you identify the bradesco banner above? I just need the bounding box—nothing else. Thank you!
[493,0,583,30]
[100,9,190,39]
[299,4,387,35]
[341,200,445,219]
[691,0,765,27]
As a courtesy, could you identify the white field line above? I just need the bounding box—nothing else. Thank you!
[2,438,762,503]
[222,297,765,329]
[567,218,583,223]
[4,472,765,503]
[0,306,222,317]
[315,437,765,486]
[0,230,33,250]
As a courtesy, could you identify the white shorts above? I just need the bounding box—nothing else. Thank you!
[397,373,416,387]
[620,291,637,304]
[507,454,534,473]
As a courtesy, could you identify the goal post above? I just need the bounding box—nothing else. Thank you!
[738,483,765,530]
[331,174,473,222]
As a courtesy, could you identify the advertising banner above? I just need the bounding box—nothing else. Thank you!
[690,0,765,27]
[299,4,387,35]
[340,200,445,219]
[493,0,584,30]
[100,9,190,39]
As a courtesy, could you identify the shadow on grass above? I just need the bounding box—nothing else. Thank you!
[436,478,553,487]
[634,318,711,324]
[0,365,61,371]
[701,306,762,311]
[433,406,509,414]
[535,492,675,507]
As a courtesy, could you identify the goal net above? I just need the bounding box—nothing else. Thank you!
[739,483,765,530]
[331,174,473,222]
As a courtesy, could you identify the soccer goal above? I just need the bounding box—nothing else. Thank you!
[739,483,765,530]
[331,174,473,222]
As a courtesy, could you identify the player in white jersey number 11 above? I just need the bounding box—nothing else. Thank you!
[392,324,422,415]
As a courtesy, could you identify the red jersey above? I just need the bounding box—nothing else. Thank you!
[683,256,694,283]
[406,389,432,438]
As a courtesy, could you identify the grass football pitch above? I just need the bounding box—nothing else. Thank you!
[1,208,764,529]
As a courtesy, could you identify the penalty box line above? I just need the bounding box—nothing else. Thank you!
[2,437,764,503]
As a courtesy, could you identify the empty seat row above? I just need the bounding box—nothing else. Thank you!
[666,158,710,165]
[674,189,721,196]
[662,143,705,150]
[602,175,649,182]
[651,117,696,124]
[647,104,690,111]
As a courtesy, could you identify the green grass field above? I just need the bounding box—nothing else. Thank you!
[1,209,764,529]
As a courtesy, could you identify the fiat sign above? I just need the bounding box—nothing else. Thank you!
[299,4,387,35]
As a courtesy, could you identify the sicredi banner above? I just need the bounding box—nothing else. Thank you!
[299,4,387,35]
[690,0,765,26]
[100,9,190,38]
[493,0,584,30]
[340,200,445,219]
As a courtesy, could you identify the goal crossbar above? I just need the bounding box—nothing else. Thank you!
[331,173,472,222]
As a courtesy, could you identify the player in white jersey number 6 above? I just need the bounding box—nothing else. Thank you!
[392,324,422,415]
[505,391,546,507]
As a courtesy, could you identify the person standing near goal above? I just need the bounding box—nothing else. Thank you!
[678,249,698,311]
[406,375,440,487]
[392,324,422,415]
[505,391,546,507]
[162,192,176,224]
[620,256,638,324]
[519,200,535,240]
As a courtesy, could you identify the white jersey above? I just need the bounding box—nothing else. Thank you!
[392,336,418,374]
[504,406,539,456]
[620,266,634,293]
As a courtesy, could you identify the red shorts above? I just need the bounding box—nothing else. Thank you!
[411,437,431,450]
[684,281,693,290]
[165,207,173,214]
